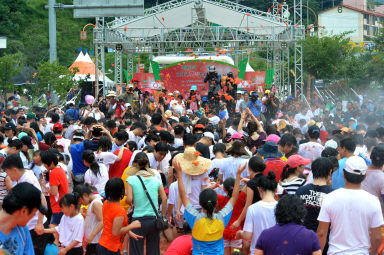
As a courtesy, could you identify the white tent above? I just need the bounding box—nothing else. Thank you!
[69,52,113,85]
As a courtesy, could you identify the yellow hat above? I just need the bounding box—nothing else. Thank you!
[265,90,271,94]
[174,147,212,176]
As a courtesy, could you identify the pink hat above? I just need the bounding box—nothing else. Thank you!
[264,134,280,144]
[287,155,311,168]
[228,133,244,141]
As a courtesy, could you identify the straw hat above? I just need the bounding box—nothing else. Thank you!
[106,90,117,97]
[174,147,212,175]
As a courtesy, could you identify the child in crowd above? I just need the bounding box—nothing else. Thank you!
[97,177,142,254]
[74,184,103,255]
[95,136,125,170]
[43,193,85,255]
[174,159,245,255]
[217,177,246,255]
[83,150,109,196]
[280,155,310,194]
[237,171,278,254]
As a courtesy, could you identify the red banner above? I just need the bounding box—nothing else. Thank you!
[132,64,266,95]
[240,71,266,92]
[159,60,239,95]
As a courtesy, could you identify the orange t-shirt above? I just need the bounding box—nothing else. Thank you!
[98,201,128,252]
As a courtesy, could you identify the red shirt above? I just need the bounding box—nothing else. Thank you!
[263,158,287,182]
[217,191,246,240]
[109,148,133,178]
[164,235,193,255]
[49,167,69,213]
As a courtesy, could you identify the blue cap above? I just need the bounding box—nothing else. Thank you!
[190,85,197,91]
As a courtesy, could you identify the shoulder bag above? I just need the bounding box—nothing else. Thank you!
[137,176,169,230]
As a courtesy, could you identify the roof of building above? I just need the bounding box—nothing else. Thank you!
[319,4,384,18]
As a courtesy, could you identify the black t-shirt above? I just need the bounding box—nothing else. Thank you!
[296,184,333,232]
[246,173,264,204]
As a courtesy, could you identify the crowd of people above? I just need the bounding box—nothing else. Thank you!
[0,74,384,255]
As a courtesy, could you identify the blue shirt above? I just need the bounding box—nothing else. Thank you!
[70,142,86,175]
[0,225,34,255]
[184,202,233,255]
[247,100,262,117]
[332,157,347,189]
[65,108,79,121]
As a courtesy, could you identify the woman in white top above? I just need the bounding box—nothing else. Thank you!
[83,150,109,196]
[74,184,103,254]
[237,171,278,254]
[81,104,105,121]
[95,136,126,170]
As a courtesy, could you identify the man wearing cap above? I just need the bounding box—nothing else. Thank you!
[3,122,17,146]
[2,155,49,254]
[0,182,47,255]
[298,125,324,168]
[317,156,383,255]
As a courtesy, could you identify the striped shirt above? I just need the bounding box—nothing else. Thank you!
[0,172,8,204]
[282,177,306,194]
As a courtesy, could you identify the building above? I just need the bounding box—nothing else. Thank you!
[319,3,384,42]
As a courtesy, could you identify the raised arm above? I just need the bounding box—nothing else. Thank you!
[228,163,247,207]
[173,159,190,207]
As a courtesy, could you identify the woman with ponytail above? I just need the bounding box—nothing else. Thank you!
[74,184,103,255]
[237,171,278,254]
[43,193,85,255]
[217,177,246,255]
[83,150,108,196]
[125,152,168,255]
[174,158,246,255]
[281,155,310,194]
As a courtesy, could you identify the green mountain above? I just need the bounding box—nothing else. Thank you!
[0,0,341,68]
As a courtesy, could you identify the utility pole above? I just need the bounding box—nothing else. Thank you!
[48,0,57,63]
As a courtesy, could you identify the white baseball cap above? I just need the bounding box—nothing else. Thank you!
[203,132,215,141]
[345,156,367,176]
[125,103,131,108]
[324,139,338,149]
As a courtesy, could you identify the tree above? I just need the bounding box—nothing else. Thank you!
[0,53,22,102]
[302,34,351,80]
[36,60,77,99]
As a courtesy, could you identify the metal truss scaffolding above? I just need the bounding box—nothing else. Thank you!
[293,0,304,99]
[94,17,106,98]
[93,0,304,98]
[114,50,123,87]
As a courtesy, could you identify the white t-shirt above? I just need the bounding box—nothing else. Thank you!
[318,188,384,255]
[95,152,117,169]
[298,141,324,168]
[173,138,183,148]
[19,152,29,169]
[181,171,209,209]
[294,110,314,123]
[209,116,220,126]
[362,169,384,216]
[168,181,184,216]
[219,156,248,182]
[56,213,84,247]
[84,197,103,243]
[84,164,109,194]
[243,200,277,254]
[127,131,141,145]
[18,170,47,230]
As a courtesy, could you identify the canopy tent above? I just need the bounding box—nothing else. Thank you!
[69,52,113,85]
